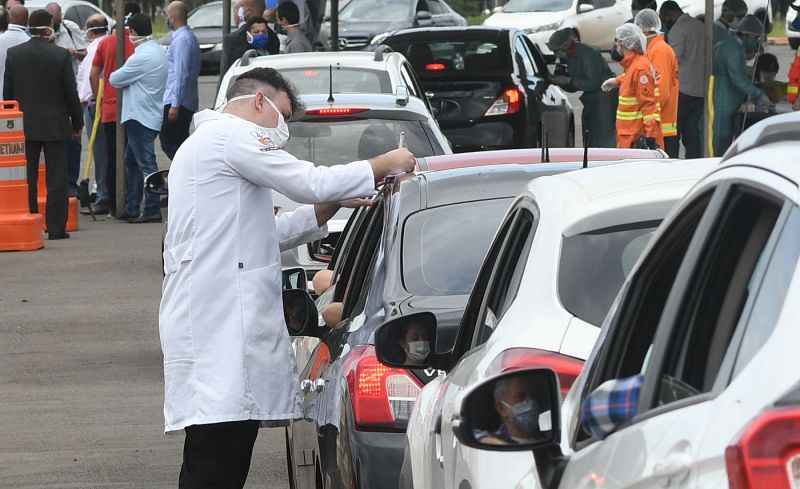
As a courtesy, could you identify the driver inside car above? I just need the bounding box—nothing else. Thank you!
[477,376,543,445]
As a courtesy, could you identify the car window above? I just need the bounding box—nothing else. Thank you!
[286,119,436,165]
[514,37,537,78]
[577,191,714,444]
[503,0,574,12]
[559,221,660,326]
[474,208,536,346]
[340,0,413,21]
[391,39,511,79]
[592,0,616,9]
[427,0,448,14]
[333,202,383,302]
[342,199,386,319]
[188,4,236,28]
[401,198,513,296]
[399,66,420,97]
[730,206,800,378]
[522,37,549,76]
[653,186,782,408]
[280,67,391,95]
[68,5,94,27]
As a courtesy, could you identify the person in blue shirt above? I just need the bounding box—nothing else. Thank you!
[162,1,201,161]
[109,14,168,223]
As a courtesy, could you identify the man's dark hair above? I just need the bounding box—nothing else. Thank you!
[245,15,267,30]
[0,7,8,31]
[633,0,657,10]
[28,8,52,28]
[126,13,151,36]
[124,2,141,16]
[277,1,300,25]
[226,67,303,114]
[755,52,779,74]
[659,0,683,15]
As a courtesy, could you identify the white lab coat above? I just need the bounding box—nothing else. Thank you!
[159,109,375,432]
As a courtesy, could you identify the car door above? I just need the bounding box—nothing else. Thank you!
[574,0,628,49]
[560,178,790,489]
[520,37,573,147]
[512,35,545,147]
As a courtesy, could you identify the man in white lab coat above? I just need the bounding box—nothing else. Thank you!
[159,67,414,489]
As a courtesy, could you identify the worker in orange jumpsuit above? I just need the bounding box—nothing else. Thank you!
[601,24,664,150]
[635,8,679,157]
[789,48,800,111]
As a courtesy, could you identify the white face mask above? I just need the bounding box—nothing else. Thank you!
[30,26,55,41]
[224,92,291,148]
[130,34,152,45]
[405,340,430,363]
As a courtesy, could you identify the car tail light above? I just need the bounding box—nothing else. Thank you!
[484,88,522,116]
[425,63,446,72]
[345,345,422,431]
[305,107,369,116]
[487,348,584,397]
[725,407,800,489]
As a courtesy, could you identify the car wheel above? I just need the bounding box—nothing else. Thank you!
[790,38,800,51]
[286,428,297,489]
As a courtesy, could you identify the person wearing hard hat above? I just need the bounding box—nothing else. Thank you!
[547,28,616,148]
[601,24,663,150]
[635,9,680,157]
[711,14,770,155]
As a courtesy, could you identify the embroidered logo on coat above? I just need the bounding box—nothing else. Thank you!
[251,130,280,152]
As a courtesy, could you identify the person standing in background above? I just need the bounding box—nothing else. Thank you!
[222,0,279,74]
[89,1,139,216]
[660,1,705,158]
[0,5,28,96]
[161,1,200,161]
[46,2,87,197]
[277,2,312,53]
[108,13,167,224]
[4,9,83,240]
[77,14,108,213]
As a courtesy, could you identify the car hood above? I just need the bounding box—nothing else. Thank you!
[483,10,568,29]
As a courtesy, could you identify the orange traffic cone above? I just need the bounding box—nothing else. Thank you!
[0,101,43,251]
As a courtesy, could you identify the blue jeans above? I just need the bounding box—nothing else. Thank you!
[123,120,160,217]
[85,105,109,204]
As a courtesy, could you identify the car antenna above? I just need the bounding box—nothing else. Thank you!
[327,64,334,103]
[540,125,545,162]
[545,131,550,163]
[582,129,589,169]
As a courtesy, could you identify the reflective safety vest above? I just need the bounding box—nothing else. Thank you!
[788,49,800,104]
[646,35,679,137]
[616,52,664,149]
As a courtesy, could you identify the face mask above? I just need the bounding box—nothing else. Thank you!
[87,26,108,35]
[131,34,152,45]
[248,31,270,50]
[223,93,291,148]
[30,26,55,41]
[610,44,624,61]
[742,36,760,53]
[405,341,430,362]
[167,18,175,30]
[503,399,539,435]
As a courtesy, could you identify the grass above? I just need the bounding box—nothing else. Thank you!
[152,15,168,39]
[770,17,786,38]
[467,14,489,25]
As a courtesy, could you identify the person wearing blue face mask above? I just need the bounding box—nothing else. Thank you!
[479,376,542,445]
[222,0,279,74]
[245,16,272,53]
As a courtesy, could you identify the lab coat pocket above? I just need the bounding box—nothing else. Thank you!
[164,240,193,276]
[239,262,283,345]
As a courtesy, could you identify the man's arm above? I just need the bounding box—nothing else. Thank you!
[90,65,101,97]
[667,20,686,63]
[108,50,146,88]
[166,35,189,112]
[62,51,83,134]
[3,54,13,101]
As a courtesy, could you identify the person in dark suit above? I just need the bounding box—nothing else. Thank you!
[4,9,82,239]
[220,0,278,75]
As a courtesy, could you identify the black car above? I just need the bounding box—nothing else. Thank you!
[320,0,466,50]
[284,161,579,489]
[383,27,575,152]
[160,0,235,75]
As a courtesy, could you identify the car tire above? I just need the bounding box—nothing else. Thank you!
[790,38,800,51]
[286,428,297,489]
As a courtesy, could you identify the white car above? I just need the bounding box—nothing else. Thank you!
[451,112,800,489]
[787,7,800,51]
[375,157,717,489]
[26,0,113,29]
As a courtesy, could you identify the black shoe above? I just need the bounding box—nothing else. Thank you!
[92,204,110,215]
[48,232,70,240]
[116,212,137,221]
[130,213,163,223]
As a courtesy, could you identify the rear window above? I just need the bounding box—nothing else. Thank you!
[388,39,511,79]
[280,68,391,95]
[285,119,436,166]
[558,222,660,326]
[402,199,512,296]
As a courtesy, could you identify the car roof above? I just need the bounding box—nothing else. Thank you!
[527,158,722,236]
[232,51,403,74]
[419,148,667,171]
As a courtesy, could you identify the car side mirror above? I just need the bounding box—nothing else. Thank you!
[452,368,561,451]
[415,10,433,26]
[577,3,595,13]
[282,289,320,337]
[282,267,308,291]
[144,169,169,196]
[374,312,437,368]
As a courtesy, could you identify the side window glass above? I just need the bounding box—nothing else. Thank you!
[594,0,616,9]
[730,206,800,378]
[522,37,548,75]
[474,209,536,346]
[427,0,447,14]
[64,6,81,25]
[333,202,383,302]
[514,38,536,78]
[400,65,420,97]
[341,206,386,319]
[654,186,783,408]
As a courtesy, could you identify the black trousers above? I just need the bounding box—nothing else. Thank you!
[25,140,68,236]
[179,420,260,489]
[664,136,680,158]
[101,122,118,212]
[677,92,705,159]
[160,105,194,161]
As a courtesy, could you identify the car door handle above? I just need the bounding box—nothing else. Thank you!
[313,378,326,393]
[653,452,692,485]
[434,414,444,467]
[300,379,314,393]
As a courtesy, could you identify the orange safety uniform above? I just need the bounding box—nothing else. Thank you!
[788,49,800,104]
[645,34,679,138]
[615,51,664,149]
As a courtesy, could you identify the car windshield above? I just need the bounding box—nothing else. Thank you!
[188,4,235,28]
[502,0,573,12]
[340,0,412,21]
[280,68,391,94]
[390,39,511,79]
[558,222,659,326]
[402,199,513,296]
[286,119,436,166]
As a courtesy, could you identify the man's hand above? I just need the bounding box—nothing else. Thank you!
[601,77,618,92]
[369,148,415,182]
[340,197,375,209]
[168,106,179,123]
[69,48,87,60]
